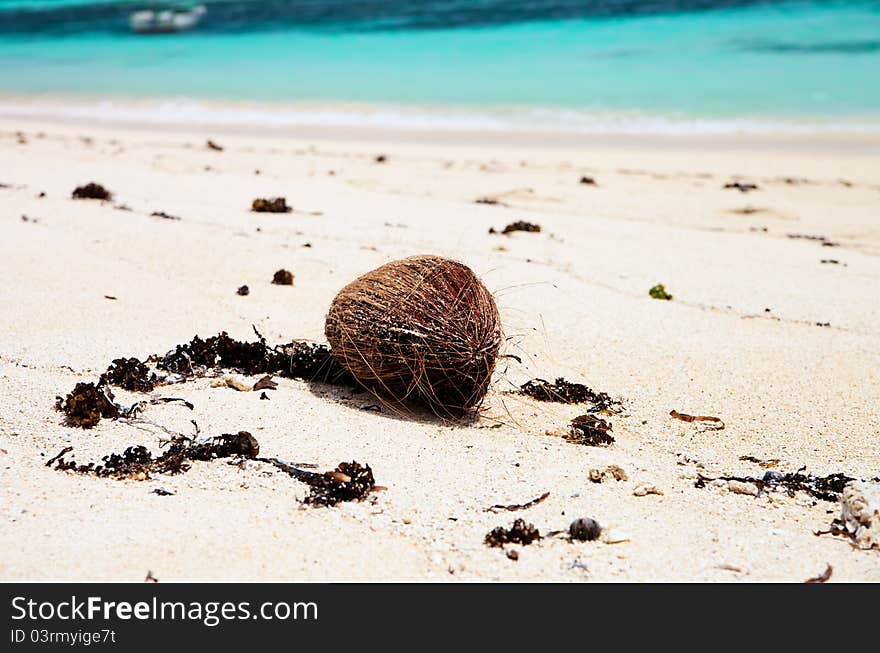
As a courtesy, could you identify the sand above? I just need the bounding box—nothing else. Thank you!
[1,112,879,582]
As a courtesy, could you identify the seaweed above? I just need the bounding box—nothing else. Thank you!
[566,414,614,446]
[206,139,224,151]
[258,457,376,506]
[492,221,540,235]
[150,211,181,221]
[476,197,507,207]
[805,564,833,583]
[696,467,855,502]
[487,491,549,513]
[252,375,277,391]
[485,519,541,548]
[304,462,376,507]
[519,377,620,410]
[71,183,112,200]
[649,283,673,300]
[292,342,355,383]
[670,409,724,431]
[252,197,291,213]
[50,432,259,479]
[723,181,759,193]
[156,332,352,385]
[579,176,597,185]
[57,332,358,428]
[55,382,118,428]
[102,357,157,392]
[814,519,859,546]
[236,285,250,296]
[158,331,284,377]
[271,269,294,285]
[787,233,839,247]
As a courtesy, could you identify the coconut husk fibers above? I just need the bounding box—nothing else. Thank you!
[325,255,502,417]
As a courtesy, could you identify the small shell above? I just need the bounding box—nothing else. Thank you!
[633,482,663,497]
[728,480,760,496]
[600,528,631,544]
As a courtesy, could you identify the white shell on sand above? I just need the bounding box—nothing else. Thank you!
[728,480,760,496]
[601,528,631,544]
[633,482,663,497]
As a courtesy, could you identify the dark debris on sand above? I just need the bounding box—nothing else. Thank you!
[723,181,759,193]
[696,467,855,503]
[475,197,507,207]
[258,458,376,507]
[157,331,354,384]
[519,377,621,411]
[49,431,259,479]
[236,285,250,296]
[57,332,356,428]
[72,183,112,200]
[102,357,157,393]
[566,414,615,446]
[150,211,181,221]
[485,519,542,548]
[304,462,376,507]
[55,382,118,428]
[649,283,673,301]
[489,221,541,235]
[579,176,597,186]
[271,269,294,285]
[252,197,291,213]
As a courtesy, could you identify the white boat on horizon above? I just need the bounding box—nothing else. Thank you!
[129,4,206,34]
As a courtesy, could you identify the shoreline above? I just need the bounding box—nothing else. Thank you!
[3,94,880,154]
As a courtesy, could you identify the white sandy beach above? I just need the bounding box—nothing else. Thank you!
[1,107,878,581]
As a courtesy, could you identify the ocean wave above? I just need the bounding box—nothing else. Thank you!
[2,97,879,135]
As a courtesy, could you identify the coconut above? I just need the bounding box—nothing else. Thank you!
[325,255,502,416]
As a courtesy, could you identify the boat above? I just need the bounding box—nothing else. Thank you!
[129,4,206,34]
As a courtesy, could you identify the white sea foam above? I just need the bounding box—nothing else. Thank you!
[1,96,879,136]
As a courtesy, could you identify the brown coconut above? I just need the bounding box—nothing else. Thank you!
[325,255,502,416]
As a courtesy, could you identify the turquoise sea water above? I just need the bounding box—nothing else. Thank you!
[1,1,879,130]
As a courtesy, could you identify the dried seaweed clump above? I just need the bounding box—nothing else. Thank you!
[304,462,375,507]
[281,341,354,384]
[252,197,291,213]
[325,255,502,416]
[566,414,614,446]
[101,357,157,392]
[272,269,294,285]
[55,382,118,428]
[485,519,541,547]
[649,284,673,301]
[50,432,259,479]
[72,183,112,200]
[156,332,351,386]
[158,331,287,377]
[490,221,541,235]
[698,467,855,503]
[519,377,620,411]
